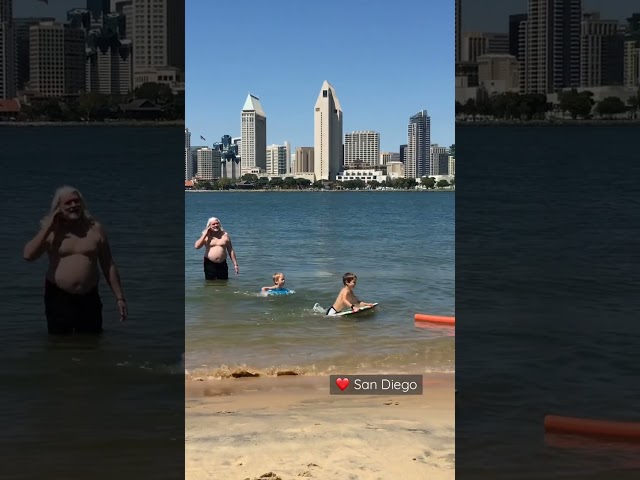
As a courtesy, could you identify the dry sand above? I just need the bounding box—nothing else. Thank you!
[186,373,454,480]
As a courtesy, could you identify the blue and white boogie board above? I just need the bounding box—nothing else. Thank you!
[335,303,379,317]
[265,288,294,296]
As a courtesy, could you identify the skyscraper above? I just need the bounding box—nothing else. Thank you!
[406,110,431,179]
[580,13,623,87]
[295,147,314,174]
[509,14,528,59]
[131,0,184,88]
[430,144,449,176]
[344,131,380,169]
[87,0,110,23]
[185,128,192,181]
[266,143,289,176]
[314,80,343,181]
[241,93,267,170]
[455,0,461,63]
[524,0,581,93]
[0,0,16,99]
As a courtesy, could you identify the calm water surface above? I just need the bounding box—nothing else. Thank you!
[0,126,184,479]
[185,191,455,378]
[457,126,640,479]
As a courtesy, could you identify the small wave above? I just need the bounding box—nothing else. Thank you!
[184,363,454,380]
[116,353,184,375]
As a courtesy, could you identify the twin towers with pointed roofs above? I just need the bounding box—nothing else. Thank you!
[240,80,343,181]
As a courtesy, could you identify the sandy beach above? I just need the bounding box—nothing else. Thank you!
[186,373,454,480]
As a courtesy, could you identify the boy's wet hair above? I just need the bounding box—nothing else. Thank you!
[273,272,285,284]
[342,272,357,285]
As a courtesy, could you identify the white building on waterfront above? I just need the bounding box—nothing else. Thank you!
[344,131,379,168]
[266,142,290,176]
[241,93,267,170]
[314,80,343,181]
[386,161,405,179]
[337,169,386,184]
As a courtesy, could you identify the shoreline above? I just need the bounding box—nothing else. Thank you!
[186,373,454,479]
[185,188,455,193]
[0,120,184,127]
[456,118,640,126]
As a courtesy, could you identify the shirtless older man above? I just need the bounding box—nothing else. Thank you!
[23,186,127,334]
[194,217,239,280]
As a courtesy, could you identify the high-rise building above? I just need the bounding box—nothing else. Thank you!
[0,0,16,99]
[266,143,289,176]
[111,0,132,38]
[455,0,461,63]
[430,144,449,176]
[196,148,220,181]
[518,19,528,91]
[185,128,192,181]
[448,155,456,176]
[509,14,528,59]
[29,23,64,98]
[240,93,267,171]
[623,14,640,89]
[14,17,55,92]
[379,152,392,166]
[580,13,623,87]
[624,40,640,88]
[461,32,509,63]
[344,131,380,169]
[524,0,581,94]
[314,80,343,181]
[87,0,110,23]
[131,0,184,88]
[86,39,132,94]
[399,144,407,164]
[406,110,430,179]
[84,7,132,95]
[295,147,314,173]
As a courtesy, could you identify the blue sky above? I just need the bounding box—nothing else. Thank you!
[186,0,454,152]
[463,0,632,32]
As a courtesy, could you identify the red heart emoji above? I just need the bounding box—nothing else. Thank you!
[336,377,350,391]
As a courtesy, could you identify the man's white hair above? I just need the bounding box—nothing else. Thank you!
[41,185,93,226]
[202,217,224,235]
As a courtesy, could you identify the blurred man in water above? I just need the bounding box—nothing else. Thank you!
[23,186,127,334]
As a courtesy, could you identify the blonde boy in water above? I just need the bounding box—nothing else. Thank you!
[326,272,375,316]
[261,272,286,293]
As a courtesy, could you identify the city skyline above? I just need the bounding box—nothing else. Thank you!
[185,0,454,153]
[462,0,632,32]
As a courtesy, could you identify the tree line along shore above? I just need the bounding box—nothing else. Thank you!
[456,88,640,122]
[1,82,183,123]
[188,175,454,191]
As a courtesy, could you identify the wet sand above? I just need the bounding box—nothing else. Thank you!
[186,373,454,479]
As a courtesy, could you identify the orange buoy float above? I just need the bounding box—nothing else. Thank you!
[414,313,455,325]
[544,415,640,440]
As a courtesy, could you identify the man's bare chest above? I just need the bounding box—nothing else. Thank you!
[54,233,100,257]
